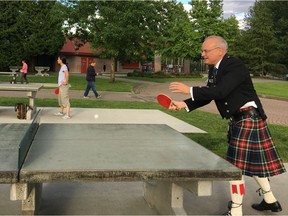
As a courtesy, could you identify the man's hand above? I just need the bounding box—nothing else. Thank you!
[169,101,187,111]
[169,82,190,94]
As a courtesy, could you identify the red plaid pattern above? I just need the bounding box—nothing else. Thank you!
[227,116,286,177]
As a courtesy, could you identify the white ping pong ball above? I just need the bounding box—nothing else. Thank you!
[94,114,99,119]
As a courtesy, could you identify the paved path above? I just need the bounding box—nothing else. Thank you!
[132,80,288,126]
[1,78,287,126]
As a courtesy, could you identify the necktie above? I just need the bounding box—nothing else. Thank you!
[213,67,218,76]
[210,67,218,86]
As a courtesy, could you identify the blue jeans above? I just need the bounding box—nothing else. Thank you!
[84,81,99,97]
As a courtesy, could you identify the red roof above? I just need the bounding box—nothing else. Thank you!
[60,38,99,56]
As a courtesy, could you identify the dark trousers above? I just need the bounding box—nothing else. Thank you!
[84,81,99,97]
[21,73,28,84]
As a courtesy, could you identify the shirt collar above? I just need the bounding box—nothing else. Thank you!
[214,59,222,69]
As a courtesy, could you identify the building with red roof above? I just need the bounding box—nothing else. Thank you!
[59,38,140,74]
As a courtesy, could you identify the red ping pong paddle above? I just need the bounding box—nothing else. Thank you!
[54,87,59,95]
[157,94,172,109]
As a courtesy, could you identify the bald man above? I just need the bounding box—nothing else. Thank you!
[168,36,285,216]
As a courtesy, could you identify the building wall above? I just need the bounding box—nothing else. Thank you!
[59,55,140,74]
[60,56,112,74]
[58,39,141,74]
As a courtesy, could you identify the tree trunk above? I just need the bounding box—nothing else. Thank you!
[29,56,36,73]
[183,59,190,74]
[110,57,116,82]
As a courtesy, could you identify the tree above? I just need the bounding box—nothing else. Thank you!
[159,3,201,61]
[0,1,67,71]
[190,0,223,39]
[65,1,181,81]
[232,1,288,78]
[0,2,24,70]
[248,1,277,76]
[237,1,278,76]
[18,1,67,70]
[152,0,240,74]
[265,1,288,67]
[190,0,240,37]
[188,0,239,58]
[220,16,240,51]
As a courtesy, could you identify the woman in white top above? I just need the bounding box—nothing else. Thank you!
[54,56,71,119]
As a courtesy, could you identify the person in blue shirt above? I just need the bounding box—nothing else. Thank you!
[83,60,101,99]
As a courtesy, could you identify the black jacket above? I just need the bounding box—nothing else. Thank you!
[184,54,267,120]
[86,65,96,82]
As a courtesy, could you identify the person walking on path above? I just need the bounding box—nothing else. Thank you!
[54,56,71,119]
[83,60,101,99]
[168,36,286,216]
[20,59,28,84]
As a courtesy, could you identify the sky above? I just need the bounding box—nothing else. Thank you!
[178,0,255,21]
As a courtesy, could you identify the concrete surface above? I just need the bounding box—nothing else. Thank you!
[1,170,287,215]
[0,107,205,133]
[0,106,287,215]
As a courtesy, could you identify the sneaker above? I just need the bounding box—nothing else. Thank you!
[62,115,71,119]
[83,96,90,99]
[54,112,64,116]
[96,95,101,99]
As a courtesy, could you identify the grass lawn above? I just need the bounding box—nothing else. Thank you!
[0,74,135,92]
[253,82,288,99]
[0,74,287,162]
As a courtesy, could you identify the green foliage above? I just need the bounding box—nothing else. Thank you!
[65,0,240,64]
[268,2,288,67]
[0,2,24,69]
[246,2,277,76]
[190,0,223,37]
[153,0,240,73]
[158,3,201,60]
[186,0,240,60]
[268,124,288,161]
[127,70,202,78]
[0,74,135,92]
[254,82,288,98]
[190,0,239,39]
[127,70,172,78]
[2,0,288,81]
[0,1,67,71]
[233,1,288,77]
[66,1,181,63]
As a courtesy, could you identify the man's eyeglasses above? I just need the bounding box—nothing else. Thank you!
[201,47,219,54]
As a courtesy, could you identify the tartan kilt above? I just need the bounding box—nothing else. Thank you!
[227,116,286,177]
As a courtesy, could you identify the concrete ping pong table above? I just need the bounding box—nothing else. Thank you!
[0,112,241,215]
[0,83,43,120]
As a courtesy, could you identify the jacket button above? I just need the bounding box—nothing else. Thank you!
[226,110,230,113]
[225,102,228,105]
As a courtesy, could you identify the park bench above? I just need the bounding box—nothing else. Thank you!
[0,118,241,215]
[8,66,22,83]
[0,84,43,120]
[34,66,50,76]
[0,71,19,84]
